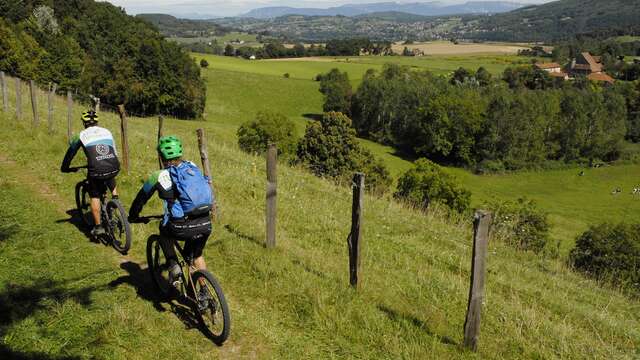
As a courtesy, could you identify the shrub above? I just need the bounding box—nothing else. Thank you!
[489,198,550,253]
[200,59,209,68]
[394,158,471,214]
[570,223,640,292]
[296,112,392,193]
[237,111,296,155]
[283,73,290,78]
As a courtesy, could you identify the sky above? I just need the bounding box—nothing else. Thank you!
[106,0,553,18]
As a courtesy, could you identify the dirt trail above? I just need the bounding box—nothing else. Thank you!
[0,155,249,358]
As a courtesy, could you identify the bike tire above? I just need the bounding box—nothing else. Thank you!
[74,181,91,227]
[146,235,173,300]
[106,199,132,254]
[192,270,231,345]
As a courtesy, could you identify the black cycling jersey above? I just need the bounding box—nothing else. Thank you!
[61,125,120,179]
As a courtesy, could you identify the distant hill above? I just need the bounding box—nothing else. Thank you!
[241,1,525,19]
[468,0,640,41]
[137,13,228,38]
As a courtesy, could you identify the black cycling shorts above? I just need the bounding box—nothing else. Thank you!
[160,216,212,260]
[86,177,117,198]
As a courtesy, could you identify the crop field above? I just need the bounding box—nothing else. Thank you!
[391,41,529,55]
[0,70,638,359]
[170,32,259,45]
[195,53,535,86]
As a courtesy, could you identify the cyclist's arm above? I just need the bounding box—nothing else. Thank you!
[129,171,161,219]
[61,135,82,173]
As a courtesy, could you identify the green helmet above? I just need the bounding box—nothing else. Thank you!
[158,135,183,160]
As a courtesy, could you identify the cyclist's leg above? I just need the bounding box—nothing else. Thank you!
[185,233,209,273]
[159,225,179,266]
[106,177,118,198]
[86,178,105,226]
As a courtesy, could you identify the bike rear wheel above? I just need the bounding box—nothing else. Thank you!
[146,235,174,300]
[106,199,132,254]
[74,181,91,227]
[192,270,230,345]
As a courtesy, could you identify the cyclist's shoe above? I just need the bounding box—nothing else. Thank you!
[168,263,183,288]
[198,285,212,312]
[91,224,106,237]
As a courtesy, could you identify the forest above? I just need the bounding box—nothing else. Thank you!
[0,0,206,118]
[319,64,640,171]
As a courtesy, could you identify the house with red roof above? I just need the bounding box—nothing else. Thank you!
[569,52,615,84]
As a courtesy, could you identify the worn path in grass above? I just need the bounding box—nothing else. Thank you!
[0,156,256,359]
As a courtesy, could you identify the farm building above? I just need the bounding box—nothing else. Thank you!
[569,52,615,84]
[535,62,569,80]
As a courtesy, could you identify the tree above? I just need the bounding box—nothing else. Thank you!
[224,44,235,56]
[451,67,472,85]
[237,111,297,155]
[200,59,209,68]
[571,223,640,292]
[394,158,471,214]
[475,67,492,86]
[318,69,352,115]
[296,112,391,193]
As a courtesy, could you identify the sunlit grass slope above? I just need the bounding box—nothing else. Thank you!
[0,75,638,359]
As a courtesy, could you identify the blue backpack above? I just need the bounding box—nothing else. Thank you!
[168,162,213,218]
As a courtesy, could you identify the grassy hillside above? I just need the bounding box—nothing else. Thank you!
[471,0,640,42]
[0,71,639,358]
[196,54,640,255]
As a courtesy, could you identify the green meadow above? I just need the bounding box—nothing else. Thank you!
[197,54,640,255]
[0,67,638,359]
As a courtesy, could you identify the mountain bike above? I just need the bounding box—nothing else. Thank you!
[143,217,230,345]
[73,166,132,254]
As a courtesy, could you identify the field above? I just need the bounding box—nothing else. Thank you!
[391,41,529,55]
[195,53,640,255]
[170,32,260,46]
[0,69,639,359]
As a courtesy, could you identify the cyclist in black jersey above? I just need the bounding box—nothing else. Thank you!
[61,110,121,237]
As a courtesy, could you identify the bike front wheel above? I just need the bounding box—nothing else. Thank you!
[106,199,132,254]
[192,270,231,345]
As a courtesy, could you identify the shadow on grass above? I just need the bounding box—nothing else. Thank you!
[108,261,166,313]
[291,259,326,279]
[55,210,94,243]
[0,223,19,242]
[0,344,82,360]
[110,257,223,345]
[0,277,109,359]
[302,113,323,121]
[223,224,264,247]
[377,305,458,347]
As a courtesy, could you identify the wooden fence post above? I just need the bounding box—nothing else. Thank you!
[157,116,164,169]
[15,78,21,120]
[47,83,57,134]
[67,91,73,142]
[196,128,217,223]
[117,105,130,175]
[463,210,493,352]
[29,80,38,127]
[1,71,7,113]
[348,172,364,288]
[265,143,277,249]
